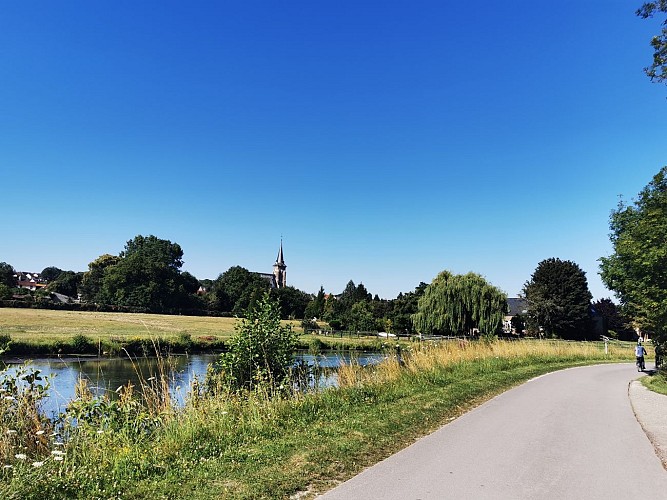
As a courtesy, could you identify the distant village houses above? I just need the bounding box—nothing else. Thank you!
[503,297,528,335]
[14,272,47,291]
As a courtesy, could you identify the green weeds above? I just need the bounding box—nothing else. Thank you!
[0,332,226,357]
[641,370,667,395]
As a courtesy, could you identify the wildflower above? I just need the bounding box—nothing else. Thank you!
[54,441,65,446]
[53,456,63,462]
[4,396,15,401]
[35,430,45,436]
[14,454,27,460]
[32,461,44,468]
[96,430,104,435]
[6,429,17,435]
[51,450,65,456]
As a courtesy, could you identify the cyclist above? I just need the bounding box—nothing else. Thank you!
[635,342,647,371]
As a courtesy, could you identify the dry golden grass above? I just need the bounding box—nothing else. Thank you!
[0,308,303,344]
[338,339,632,388]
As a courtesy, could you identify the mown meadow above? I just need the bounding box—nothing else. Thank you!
[0,308,384,356]
[0,322,634,499]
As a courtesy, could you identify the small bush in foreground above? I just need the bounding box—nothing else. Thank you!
[208,294,299,393]
[0,363,53,465]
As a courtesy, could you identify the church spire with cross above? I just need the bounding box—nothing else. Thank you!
[273,239,287,288]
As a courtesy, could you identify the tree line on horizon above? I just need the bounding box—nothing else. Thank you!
[0,232,637,341]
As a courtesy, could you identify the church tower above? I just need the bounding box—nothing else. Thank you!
[273,240,287,288]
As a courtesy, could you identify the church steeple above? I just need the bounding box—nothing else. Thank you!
[273,240,286,288]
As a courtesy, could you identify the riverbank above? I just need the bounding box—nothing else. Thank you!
[0,340,632,499]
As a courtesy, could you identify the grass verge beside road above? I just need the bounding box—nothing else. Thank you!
[641,371,667,396]
[1,340,631,499]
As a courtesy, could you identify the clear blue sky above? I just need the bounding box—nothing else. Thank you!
[2,1,665,300]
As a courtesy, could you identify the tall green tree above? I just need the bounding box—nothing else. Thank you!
[40,266,64,282]
[338,280,358,309]
[210,266,270,315]
[593,298,635,341]
[600,167,667,344]
[0,262,15,300]
[388,282,428,335]
[349,301,378,332]
[0,262,15,288]
[81,236,197,312]
[99,236,186,311]
[47,271,83,298]
[523,258,593,340]
[413,271,507,337]
[323,280,377,330]
[304,286,326,319]
[80,254,120,303]
[637,1,667,83]
[271,286,311,319]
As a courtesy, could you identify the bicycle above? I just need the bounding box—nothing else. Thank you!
[636,356,646,372]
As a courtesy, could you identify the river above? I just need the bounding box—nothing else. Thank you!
[1,351,384,418]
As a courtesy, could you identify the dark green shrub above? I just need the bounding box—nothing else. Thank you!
[71,334,94,354]
[308,337,325,354]
[208,293,299,393]
[176,332,193,351]
[328,319,342,330]
[0,333,11,353]
[301,318,318,332]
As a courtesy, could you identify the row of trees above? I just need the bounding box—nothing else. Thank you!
[0,236,426,333]
[2,233,630,340]
[304,280,427,335]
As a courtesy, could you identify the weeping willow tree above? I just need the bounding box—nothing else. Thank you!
[412,271,507,337]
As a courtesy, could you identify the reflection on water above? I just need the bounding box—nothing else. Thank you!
[2,351,384,418]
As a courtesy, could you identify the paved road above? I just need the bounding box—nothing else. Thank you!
[319,364,667,500]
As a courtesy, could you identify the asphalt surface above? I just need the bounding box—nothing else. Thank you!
[318,364,667,500]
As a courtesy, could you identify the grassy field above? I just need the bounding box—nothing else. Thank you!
[0,308,396,355]
[0,308,240,343]
[0,338,633,499]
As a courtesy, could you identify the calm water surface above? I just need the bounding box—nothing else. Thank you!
[3,352,384,418]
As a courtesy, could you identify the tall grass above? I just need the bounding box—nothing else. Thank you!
[0,339,632,499]
[338,339,628,388]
